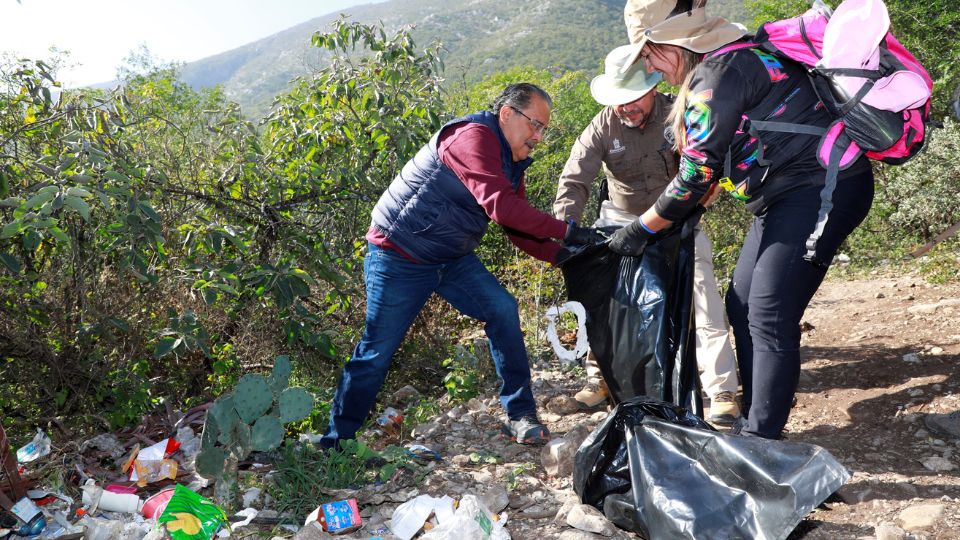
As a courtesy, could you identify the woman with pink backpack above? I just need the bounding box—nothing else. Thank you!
[605,0,883,440]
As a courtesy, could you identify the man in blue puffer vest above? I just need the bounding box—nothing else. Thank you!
[320,83,603,448]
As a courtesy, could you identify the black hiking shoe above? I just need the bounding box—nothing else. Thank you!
[502,416,551,445]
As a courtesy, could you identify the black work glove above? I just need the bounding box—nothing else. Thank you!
[608,219,654,257]
[564,222,605,246]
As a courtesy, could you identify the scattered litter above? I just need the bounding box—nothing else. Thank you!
[141,487,176,519]
[217,508,258,537]
[79,433,125,460]
[406,444,443,463]
[305,498,362,535]
[128,438,181,485]
[390,494,455,540]
[543,301,589,364]
[157,484,228,540]
[377,408,404,438]
[16,429,51,464]
[81,480,141,513]
[420,494,509,540]
[10,496,46,536]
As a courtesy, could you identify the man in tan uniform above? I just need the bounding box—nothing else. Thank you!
[554,44,740,424]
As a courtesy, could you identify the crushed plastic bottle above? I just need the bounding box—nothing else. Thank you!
[376,407,404,437]
[16,428,51,464]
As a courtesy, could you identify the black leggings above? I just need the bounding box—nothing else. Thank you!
[725,172,874,439]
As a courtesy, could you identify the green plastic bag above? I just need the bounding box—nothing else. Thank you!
[157,484,229,540]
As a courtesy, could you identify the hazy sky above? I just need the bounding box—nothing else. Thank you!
[0,1,382,87]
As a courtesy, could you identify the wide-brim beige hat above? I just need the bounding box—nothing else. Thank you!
[590,45,662,106]
[621,0,747,74]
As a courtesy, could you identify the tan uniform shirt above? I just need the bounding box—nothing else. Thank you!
[554,93,679,222]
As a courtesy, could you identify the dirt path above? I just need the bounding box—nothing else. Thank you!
[783,275,960,539]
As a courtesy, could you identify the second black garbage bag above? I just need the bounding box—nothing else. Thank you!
[561,220,701,414]
[573,396,851,539]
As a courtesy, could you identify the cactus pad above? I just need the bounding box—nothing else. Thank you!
[200,412,220,451]
[210,394,238,435]
[195,447,226,479]
[251,415,285,451]
[234,374,272,423]
[230,420,252,460]
[278,387,315,423]
[269,355,292,396]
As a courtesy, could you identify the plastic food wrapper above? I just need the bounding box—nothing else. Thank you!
[157,484,228,540]
[389,494,455,540]
[16,428,51,463]
[420,495,509,540]
[573,396,850,539]
[560,214,702,415]
[305,498,361,534]
[128,438,181,484]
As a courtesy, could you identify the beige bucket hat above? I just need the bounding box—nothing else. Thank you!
[590,45,663,106]
[621,0,747,74]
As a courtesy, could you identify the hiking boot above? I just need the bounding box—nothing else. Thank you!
[708,391,740,425]
[502,416,551,445]
[574,381,609,409]
[925,410,960,440]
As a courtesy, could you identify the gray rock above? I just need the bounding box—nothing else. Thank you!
[391,384,420,404]
[554,499,578,526]
[898,504,945,530]
[567,503,616,536]
[919,456,955,472]
[542,437,578,477]
[547,395,582,415]
[481,484,510,513]
[875,524,907,540]
[293,521,335,539]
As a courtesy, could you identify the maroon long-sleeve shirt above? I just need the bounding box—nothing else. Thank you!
[368,121,566,264]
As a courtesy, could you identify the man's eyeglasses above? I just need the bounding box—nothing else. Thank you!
[510,106,548,135]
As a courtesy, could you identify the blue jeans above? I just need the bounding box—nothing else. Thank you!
[320,243,537,448]
[725,172,874,439]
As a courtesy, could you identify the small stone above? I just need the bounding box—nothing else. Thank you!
[930,346,944,355]
[567,504,616,536]
[902,353,921,363]
[875,292,886,299]
[480,484,510,513]
[874,524,906,540]
[920,456,955,472]
[391,384,421,404]
[546,395,581,415]
[907,388,924,397]
[898,503,945,530]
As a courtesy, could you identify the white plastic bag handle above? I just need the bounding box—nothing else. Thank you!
[544,301,590,364]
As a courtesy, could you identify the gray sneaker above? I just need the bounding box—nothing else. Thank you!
[502,416,551,445]
[925,410,960,439]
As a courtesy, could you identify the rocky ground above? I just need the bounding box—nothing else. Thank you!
[299,272,960,540]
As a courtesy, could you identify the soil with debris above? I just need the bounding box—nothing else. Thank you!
[326,273,960,540]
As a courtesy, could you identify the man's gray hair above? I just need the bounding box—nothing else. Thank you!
[492,83,553,115]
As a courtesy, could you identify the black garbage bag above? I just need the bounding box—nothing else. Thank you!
[561,218,701,414]
[573,396,850,539]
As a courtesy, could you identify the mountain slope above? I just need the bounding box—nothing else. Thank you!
[178,0,748,118]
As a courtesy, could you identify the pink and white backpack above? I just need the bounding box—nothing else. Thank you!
[712,0,932,263]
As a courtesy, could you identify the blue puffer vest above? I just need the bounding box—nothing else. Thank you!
[370,111,532,264]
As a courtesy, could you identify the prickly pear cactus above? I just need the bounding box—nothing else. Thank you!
[278,387,314,423]
[269,355,292,396]
[196,446,226,478]
[234,374,272,423]
[251,415,285,451]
